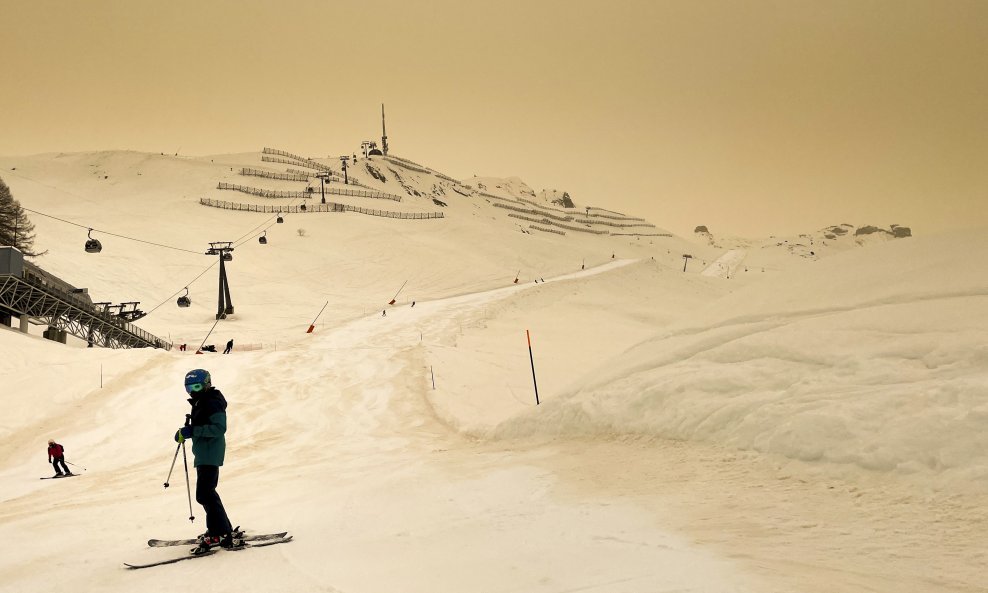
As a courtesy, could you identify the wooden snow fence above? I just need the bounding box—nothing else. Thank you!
[199,198,443,220]
[200,198,343,213]
[262,147,334,173]
[241,168,310,182]
[382,155,431,174]
[507,212,550,225]
[218,183,312,199]
[550,221,610,235]
[515,197,577,217]
[585,207,646,222]
[493,202,573,222]
[218,182,402,202]
[328,186,403,202]
[530,225,565,236]
[572,218,657,229]
[262,155,321,170]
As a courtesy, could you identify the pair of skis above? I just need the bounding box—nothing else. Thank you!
[124,531,292,569]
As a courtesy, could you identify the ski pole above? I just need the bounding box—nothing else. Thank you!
[65,460,87,471]
[163,441,181,488]
[181,441,195,523]
[164,415,189,488]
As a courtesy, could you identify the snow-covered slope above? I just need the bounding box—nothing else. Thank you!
[482,230,988,485]
[0,150,985,593]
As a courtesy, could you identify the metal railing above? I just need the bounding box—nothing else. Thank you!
[1,265,171,350]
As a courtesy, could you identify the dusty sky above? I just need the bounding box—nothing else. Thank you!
[1,0,985,238]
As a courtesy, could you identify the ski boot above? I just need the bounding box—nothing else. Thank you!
[190,534,220,555]
[219,526,246,549]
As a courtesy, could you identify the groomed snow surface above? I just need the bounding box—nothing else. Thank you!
[0,151,986,593]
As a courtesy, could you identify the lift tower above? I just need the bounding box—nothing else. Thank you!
[206,242,235,319]
[381,103,389,156]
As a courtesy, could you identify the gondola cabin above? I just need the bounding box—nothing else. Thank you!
[84,229,102,253]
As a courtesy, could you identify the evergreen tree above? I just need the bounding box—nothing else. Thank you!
[0,176,44,256]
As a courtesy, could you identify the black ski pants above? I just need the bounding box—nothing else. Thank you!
[51,456,69,475]
[195,465,232,536]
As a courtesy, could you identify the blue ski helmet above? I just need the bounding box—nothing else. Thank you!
[184,369,211,394]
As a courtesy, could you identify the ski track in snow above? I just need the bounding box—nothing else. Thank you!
[701,249,746,278]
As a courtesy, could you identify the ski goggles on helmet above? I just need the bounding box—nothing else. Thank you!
[185,382,206,394]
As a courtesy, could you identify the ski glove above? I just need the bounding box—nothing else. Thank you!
[174,426,193,443]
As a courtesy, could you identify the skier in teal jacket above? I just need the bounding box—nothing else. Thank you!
[175,369,241,552]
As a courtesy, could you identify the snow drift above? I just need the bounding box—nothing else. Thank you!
[487,230,988,486]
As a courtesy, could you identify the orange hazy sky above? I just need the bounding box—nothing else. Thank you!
[1,0,985,238]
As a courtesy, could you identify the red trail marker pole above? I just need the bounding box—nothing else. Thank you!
[307,301,329,333]
[388,279,409,306]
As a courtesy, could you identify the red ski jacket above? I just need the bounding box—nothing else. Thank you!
[47,443,64,459]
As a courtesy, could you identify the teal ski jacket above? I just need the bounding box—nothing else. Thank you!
[187,387,227,467]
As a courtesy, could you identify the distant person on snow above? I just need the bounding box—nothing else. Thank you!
[223,339,233,354]
[175,369,242,553]
[47,439,73,477]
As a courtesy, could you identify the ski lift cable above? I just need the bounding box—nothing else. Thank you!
[232,193,305,248]
[195,315,223,354]
[147,208,269,316]
[147,197,300,315]
[234,220,278,249]
[22,208,204,255]
[143,259,219,317]
[3,168,104,207]
[231,215,277,245]
[149,196,301,316]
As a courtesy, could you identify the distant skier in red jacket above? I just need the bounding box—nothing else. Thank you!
[47,440,73,477]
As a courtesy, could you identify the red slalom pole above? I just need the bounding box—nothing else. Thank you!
[307,301,329,333]
[526,329,540,405]
[388,279,408,306]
